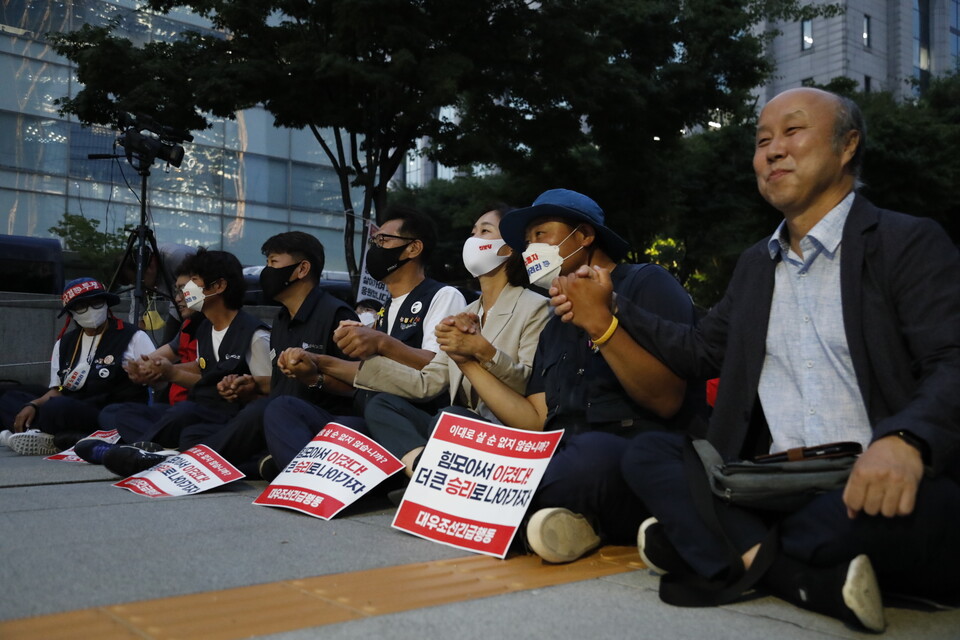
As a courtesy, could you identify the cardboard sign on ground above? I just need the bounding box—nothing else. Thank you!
[45,429,120,463]
[254,423,404,519]
[113,445,244,497]
[392,412,563,558]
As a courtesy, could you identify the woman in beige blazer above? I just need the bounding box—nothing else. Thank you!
[356,207,550,476]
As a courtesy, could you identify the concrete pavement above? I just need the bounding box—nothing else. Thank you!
[1,446,957,639]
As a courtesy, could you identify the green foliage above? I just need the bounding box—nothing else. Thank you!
[48,213,131,283]
[818,73,960,242]
[49,0,836,290]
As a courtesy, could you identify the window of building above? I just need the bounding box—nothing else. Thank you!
[913,0,931,93]
[801,77,815,87]
[802,19,814,51]
[863,15,872,48]
[950,0,960,69]
[864,76,872,93]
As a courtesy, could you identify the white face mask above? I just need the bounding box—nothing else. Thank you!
[462,237,509,278]
[71,305,108,329]
[182,280,216,312]
[358,311,378,327]
[521,226,583,288]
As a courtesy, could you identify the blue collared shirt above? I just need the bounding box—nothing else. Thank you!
[758,192,872,452]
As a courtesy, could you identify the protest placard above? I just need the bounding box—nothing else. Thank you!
[254,423,404,519]
[45,429,120,463]
[392,412,563,558]
[113,445,244,497]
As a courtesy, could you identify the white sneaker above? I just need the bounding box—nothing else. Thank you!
[842,554,886,633]
[0,429,14,448]
[8,430,58,456]
[526,508,601,563]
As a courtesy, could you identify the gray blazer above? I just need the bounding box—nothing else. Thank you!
[354,284,550,423]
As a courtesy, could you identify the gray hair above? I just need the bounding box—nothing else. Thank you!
[832,94,866,187]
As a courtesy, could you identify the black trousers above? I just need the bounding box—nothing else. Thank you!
[532,430,650,545]
[0,390,100,435]
[623,431,960,599]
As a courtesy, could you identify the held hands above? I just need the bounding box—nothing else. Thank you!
[217,374,258,404]
[277,347,321,384]
[550,265,616,337]
[333,320,384,360]
[126,354,172,385]
[842,435,924,519]
[435,313,494,365]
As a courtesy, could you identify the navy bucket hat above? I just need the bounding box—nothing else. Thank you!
[498,189,630,261]
[58,277,121,317]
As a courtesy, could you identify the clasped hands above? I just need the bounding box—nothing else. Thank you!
[276,347,324,385]
[548,265,617,339]
[435,312,495,365]
[125,354,173,385]
[333,320,384,360]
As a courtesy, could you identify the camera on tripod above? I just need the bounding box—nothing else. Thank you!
[117,113,194,168]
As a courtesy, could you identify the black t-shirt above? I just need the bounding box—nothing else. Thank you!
[526,263,704,436]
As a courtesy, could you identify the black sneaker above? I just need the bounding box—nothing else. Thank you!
[637,517,693,575]
[53,431,89,451]
[73,438,118,464]
[258,455,280,482]
[102,443,177,478]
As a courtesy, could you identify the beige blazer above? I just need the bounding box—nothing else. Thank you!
[353,284,550,423]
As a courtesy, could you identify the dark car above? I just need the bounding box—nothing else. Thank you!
[0,235,64,294]
[242,266,355,307]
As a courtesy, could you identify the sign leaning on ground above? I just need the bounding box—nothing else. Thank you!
[253,423,404,519]
[45,429,120,463]
[113,445,244,497]
[392,412,563,559]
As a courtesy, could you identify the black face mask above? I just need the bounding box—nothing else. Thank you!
[365,243,411,282]
[259,263,300,301]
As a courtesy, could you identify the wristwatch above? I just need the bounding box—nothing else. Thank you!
[893,430,930,464]
[309,370,325,390]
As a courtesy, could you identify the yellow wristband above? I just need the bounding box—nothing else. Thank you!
[591,316,619,347]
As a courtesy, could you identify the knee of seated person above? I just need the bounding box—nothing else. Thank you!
[621,430,686,470]
[362,393,413,420]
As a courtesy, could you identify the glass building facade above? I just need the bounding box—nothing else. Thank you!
[1,0,363,270]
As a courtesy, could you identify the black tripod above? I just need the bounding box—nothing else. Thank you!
[95,114,191,332]
[107,158,176,331]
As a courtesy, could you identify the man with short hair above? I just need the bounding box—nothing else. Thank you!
[88,249,271,474]
[179,232,359,477]
[450,188,704,564]
[261,206,467,475]
[617,88,960,632]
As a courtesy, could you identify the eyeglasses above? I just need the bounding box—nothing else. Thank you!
[72,301,106,314]
[371,233,416,248]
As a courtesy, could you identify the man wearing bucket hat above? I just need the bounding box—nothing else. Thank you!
[447,188,705,563]
[0,277,154,455]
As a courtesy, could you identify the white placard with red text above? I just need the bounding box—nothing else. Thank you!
[253,423,404,519]
[113,445,244,497]
[392,412,563,558]
[45,429,120,462]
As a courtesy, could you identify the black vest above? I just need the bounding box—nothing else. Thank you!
[57,319,147,407]
[376,278,446,348]
[269,287,355,404]
[189,311,268,411]
[359,278,447,413]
